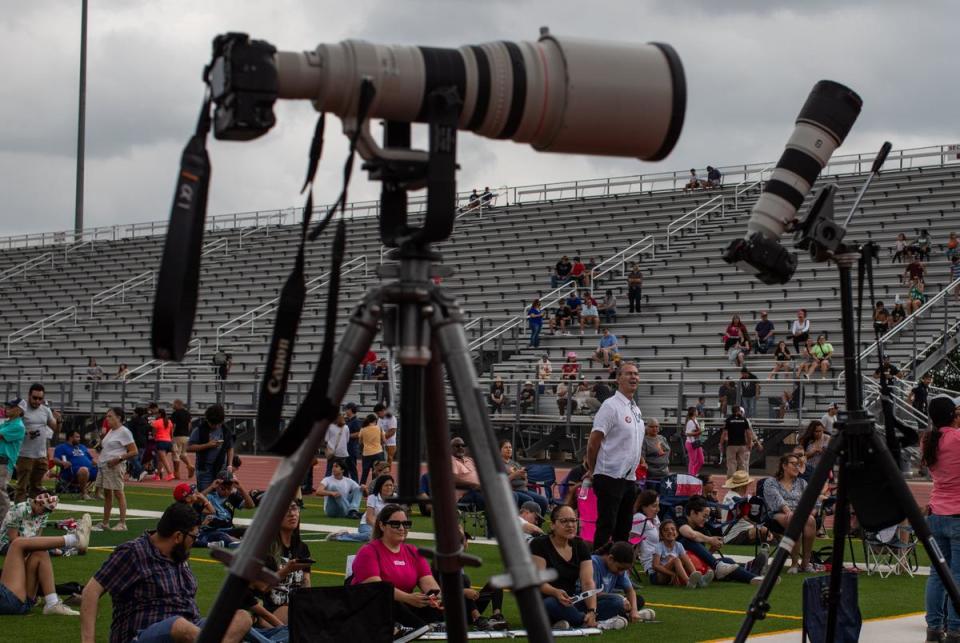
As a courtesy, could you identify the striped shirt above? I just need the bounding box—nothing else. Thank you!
[94,533,199,643]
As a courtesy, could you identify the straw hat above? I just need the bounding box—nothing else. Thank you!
[722,470,754,489]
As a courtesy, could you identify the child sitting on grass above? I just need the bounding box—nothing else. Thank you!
[650,520,713,589]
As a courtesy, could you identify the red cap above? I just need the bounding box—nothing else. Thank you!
[173,483,195,502]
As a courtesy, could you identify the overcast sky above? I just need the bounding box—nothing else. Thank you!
[2,0,958,235]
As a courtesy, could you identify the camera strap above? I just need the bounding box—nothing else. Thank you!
[151,96,213,360]
[257,115,325,449]
[269,80,376,455]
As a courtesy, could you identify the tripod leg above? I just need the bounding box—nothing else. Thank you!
[423,351,469,641]
[734,432,844,643]
[866,430,960,614]
[197,295,381,643]
[826,462,850,642]
[431,302,553,643]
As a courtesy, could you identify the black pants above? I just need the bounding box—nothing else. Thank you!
[792,331,809,353]
[592,474,637,549]
[393,601,443,628]
[628,286,642,313]
[462,573,504,619]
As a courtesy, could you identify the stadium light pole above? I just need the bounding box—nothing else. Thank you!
[74,0,88,238]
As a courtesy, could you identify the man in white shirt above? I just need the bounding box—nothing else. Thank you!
[323,414,351,476]
[375,403,398,466]
[316,460,362,519]
[820,403,839,435]
[16,384,60,502]
[585,362,643,550]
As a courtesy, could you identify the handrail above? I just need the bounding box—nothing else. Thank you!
[90,271,155,317]
[201,237,229,256]
[238,224,270,248]
[3,143,956,251]
[733,164,773,209]
[128,338,203,381]
[455,191,500,219]
[215,256,367,350]
[0,252,55,284]
[63,239,93,261]
[589,236,655,295]
[7,306,77,356]
[666,196,725,250]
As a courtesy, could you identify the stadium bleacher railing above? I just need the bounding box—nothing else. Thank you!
[0,252,56,284]
[6,306,78,356]
[665,194,727,250]
[2,144,957,251]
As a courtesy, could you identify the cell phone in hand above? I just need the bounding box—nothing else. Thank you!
[425,589,440,597]
[296,558,316,565]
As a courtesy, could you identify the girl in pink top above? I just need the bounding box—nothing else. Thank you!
[351,504,442,632]
[150,409,175,481]
[923,395,960,640]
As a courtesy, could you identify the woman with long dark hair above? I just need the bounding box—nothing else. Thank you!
[923,396,960,642]
[798,420,829,483]
[500,440,549,515]
[762,453,817,573]
[260,500,312,624]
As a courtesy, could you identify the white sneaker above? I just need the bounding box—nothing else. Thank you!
[787,565,800,574]
[686,570,703,588]
[637,608,657,621]
[553,620,571,630]
[43,601,79,616]
[91,523,108,532]
[699,569,715,587]
[76,513,92,554]
[715,561,740,580]
[598,615,628,630]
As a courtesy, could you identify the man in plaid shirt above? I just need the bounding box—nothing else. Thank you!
[80,503,252,643]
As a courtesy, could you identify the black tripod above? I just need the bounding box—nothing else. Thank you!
[197,89,554,643]
[735,177,960,641]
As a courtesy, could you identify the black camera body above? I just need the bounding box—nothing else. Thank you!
[723,234,798,285]
[207,33,278,141]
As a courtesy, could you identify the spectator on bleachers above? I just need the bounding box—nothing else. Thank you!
[891,300,907,324]
[916,228,932,261]
[593,376,613,404]
[789,309,810,353]
[650,519,706,587]
[730,333,752,367]
[360,349,377,379]
[327,474,395,543]
[565,290,583,321]
[706,166,722,188]
[520,381,536,413]
[550,303,573,335]
[53,429,96,500]
[580,297,600,334]
[763,453,819,573]
[627,265,643,314]
[372,358,390,404]
[590,541,650,626]
[215,353,232,381]
[722,314,748,350]
[561,352,580,381]
[799,420,829,483]
[720,471,771,546]
[527,298,544,348]
[537,355,553,394]
[768,340,793,380]
[359,413,385,485]
[187,404,233,493]
[93,407,137,532]
[903,255,926,285]
[640,418,670,484]
[593,328,619,367]
[467,189,481,209]
[556,381,571,416]
[946,231,958,260]
[598,289,618,324]
[684,169,701,191]
[909,373,933,421]
[796,338,816,379]
[573,379,600,414]
[551,255,573,288]
[892,232,909,263]
[82,503,252,642]
[114,363,129,380]
[316,459,362,519]
[584,257,597,288]
[739,368,760,418]
[754,311,775,354]
[820,402,839,436]
[720,406,756,476]
[570,256,587,287]
[501,440,549,514]
[873,354,902,385]
[677,495,758,584]
[86,357,105,382]
[718,379,737,417]
[480,186,494,206]
[529,504,601,629]
[873,301,891,335]
[684,407,704,476]
[810,335,834,378]
[908,278,927,313]
[606,354,622,382]
[489,376,506,414]
[695,396,708,418]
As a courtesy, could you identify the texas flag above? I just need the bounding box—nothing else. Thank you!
[660,473,703,499]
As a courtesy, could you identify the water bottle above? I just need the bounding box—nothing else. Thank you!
[578,477,592,501]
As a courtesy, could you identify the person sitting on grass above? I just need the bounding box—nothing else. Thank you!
[351,504,443,639]
[650,519,706,588]
[259,500,312,625]
[53,429,98,500]
[519,500,546,542]
[173,482,215,525]
[80,502,253,643]
[316,459,363,519]
[438,525,509,631]
[631,490,661,574]
[677,495,760,584]
[327,474,396,543]
[720,471,771,546]
[591,541,654,626]
[0,504,90,617]
[197,470,255,548]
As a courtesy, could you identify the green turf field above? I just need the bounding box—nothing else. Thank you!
[0,485,929,641]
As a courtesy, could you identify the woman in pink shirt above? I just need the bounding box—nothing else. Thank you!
[923,395,960,641]
[352,504,442,635]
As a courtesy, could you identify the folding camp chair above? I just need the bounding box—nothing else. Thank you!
[861,523,918,578]
[525,463,560,507]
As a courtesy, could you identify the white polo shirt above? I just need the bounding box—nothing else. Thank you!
[591,391,644,480]
[379,415,398,447]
